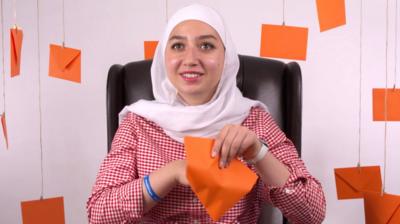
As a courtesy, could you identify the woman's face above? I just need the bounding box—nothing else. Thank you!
[165,20,225,105]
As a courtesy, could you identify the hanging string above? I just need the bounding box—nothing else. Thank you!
[357,0,364,168]
[36,0,44,200]
[62,0,65,47]
[382,0,390,196]
[394,0,398,88]
[282,0,286,25]
[1,0,5,113]
[165,0,169,23]
[12,0,17,27]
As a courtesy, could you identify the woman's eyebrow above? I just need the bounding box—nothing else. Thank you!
[197,35,217,40]
[168,34,217,41]
[168,35,186,41]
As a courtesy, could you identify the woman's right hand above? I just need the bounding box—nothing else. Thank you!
[142,159,189,212]
[169,160,189,186]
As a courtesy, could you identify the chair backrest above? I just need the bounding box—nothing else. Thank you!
[106,54,302,224]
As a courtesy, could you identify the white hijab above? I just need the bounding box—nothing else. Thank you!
[119,4,266,143]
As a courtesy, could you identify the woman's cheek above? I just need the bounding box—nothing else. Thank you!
[204,58,220,71]
[205,59,224,80]
[165,57,181,75]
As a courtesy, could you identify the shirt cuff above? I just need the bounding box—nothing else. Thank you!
[119,177,145,219]
[264,164,308,202]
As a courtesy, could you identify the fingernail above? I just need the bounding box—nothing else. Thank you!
[211,151,216,157]
[220,161,225,169]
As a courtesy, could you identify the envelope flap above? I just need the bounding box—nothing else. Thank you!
[364,192,400,224]
[335,166,381,192]
[50,44,81,69]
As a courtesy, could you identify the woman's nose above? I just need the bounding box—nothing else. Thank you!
[182,46,199,67]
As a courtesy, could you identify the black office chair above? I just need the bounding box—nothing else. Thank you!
[106,55,302,224]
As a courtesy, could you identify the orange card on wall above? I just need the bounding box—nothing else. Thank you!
[10,27,23,77]
[21,197,65,224]
[184,136,258,221]
[49,44,81,83]
[260,24,308,61]
[334,166,382,200]
[144,41,158,60]
[316,0,346,32]
[373,88,400,121]
[1,112,8,149]
[363,192,400,224]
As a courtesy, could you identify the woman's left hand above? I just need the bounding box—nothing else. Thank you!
[211,124,262,168]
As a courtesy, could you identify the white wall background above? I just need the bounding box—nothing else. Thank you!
[0,0,399,223]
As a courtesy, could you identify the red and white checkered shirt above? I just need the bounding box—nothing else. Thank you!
[87,107,326,224]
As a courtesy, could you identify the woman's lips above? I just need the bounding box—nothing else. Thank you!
[180,72,203,83]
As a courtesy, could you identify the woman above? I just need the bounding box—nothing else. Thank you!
[87,4,326,224]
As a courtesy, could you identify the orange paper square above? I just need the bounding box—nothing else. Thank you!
[364,192,400,224]
[144,41,158,60]
[316,0,347,32]
[1,112,8,149]
[373,88,400,121]
[10,28,23,77]
[184,136,258,221]
[49,44,81,83]
[260,24,308,60]
[334,166,382,200]
[21,197,65,224]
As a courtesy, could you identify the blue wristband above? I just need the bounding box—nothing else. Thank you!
[144,175,162,202]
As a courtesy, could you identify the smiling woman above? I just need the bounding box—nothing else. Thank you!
[165,20,225,105]
[87,4,326,224]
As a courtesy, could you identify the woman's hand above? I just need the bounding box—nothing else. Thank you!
[211,124,262,168]
[142,160,189,212]
[169,160,189,186]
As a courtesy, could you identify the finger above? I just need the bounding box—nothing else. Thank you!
[236,131,251,156]
[220,126,240,168]
[211,139,222,158]
[211,125,231,158]
[242,133,261,160]
[226,128,247,165]
[238,132,253,156]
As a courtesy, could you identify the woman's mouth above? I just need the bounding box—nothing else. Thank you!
[180,72,203,82]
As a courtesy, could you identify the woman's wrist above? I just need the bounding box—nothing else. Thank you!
[245,140,268,164]
[144,175,162,202]
[247,143,268,164]
[243,140,262,161]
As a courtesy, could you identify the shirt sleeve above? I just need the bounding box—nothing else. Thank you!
[87,113,144,224]
[256,109,326,224]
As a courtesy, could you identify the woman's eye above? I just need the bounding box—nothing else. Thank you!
[200,42,215,50]
[171,43,184,50]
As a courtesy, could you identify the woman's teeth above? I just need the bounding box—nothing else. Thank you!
[182,73,200,78]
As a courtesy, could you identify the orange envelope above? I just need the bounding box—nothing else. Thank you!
[316,0,346,32]
[21,197,65,224]
[373,88,400,121]
[10,28,23,77]
[1,112,8,149]
[49,44,81,83]
[364,192,400,224]
[144,41,158,60]
[260,24,308,60]
[334,166,382,200]
[184,136,258,221]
